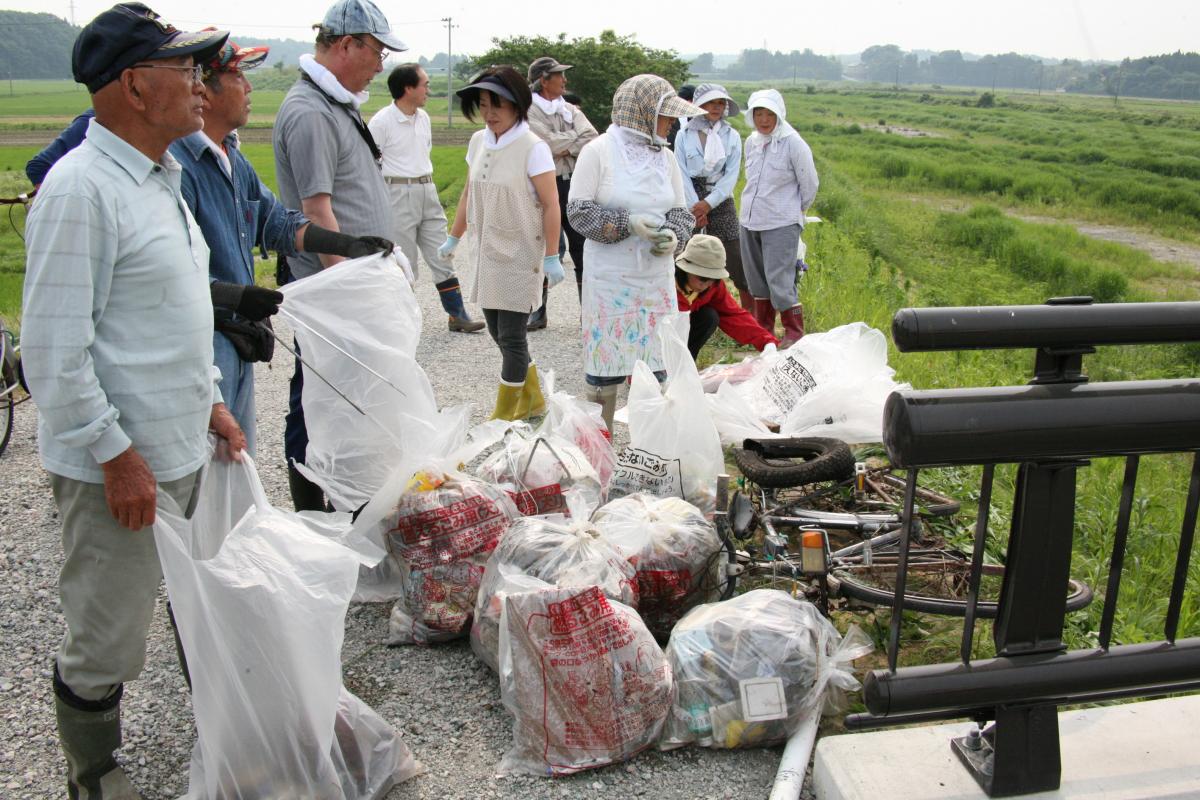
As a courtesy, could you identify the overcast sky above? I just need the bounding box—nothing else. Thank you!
[13,0,1197,63]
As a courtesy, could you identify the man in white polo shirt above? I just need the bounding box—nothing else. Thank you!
[369,62,484,333]
[21,5,240,796]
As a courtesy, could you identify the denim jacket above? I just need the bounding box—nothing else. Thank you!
[171,131,306,288]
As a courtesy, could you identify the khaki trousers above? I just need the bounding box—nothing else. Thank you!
[386,181,455,284]
[50,469,202,701]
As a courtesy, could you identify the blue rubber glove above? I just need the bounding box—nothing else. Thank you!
[543,254,565,288]
[437,234,460,261]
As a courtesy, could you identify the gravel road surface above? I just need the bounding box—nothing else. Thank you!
[0,258,807,798]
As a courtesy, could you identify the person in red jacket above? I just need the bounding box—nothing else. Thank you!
[676,234,779,359]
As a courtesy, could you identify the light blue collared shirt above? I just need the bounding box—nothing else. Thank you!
[23,119,221,483]
[674,122,742,209]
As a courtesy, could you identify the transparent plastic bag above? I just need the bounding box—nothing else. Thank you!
[592,494,725,641]
[660,589,872,750]
[471,513,637,672]
[697,344,777,394]
[618,317,724,514]
[474,426,604,518]
[280,252,449,511]
[497,585,672,776]
[154,455,422,798]
[374,467,522,645]
[537,372,616,489]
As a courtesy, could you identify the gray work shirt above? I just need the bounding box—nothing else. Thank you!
[273,77,395,280]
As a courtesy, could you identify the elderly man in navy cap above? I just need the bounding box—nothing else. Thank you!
[273,0,407,512]
[21,4,233,797]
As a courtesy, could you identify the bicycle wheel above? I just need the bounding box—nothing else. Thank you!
[735,437,855,488]
[828,553,1094,618]
[0,383,13,457]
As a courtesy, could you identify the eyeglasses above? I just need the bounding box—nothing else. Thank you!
[352,36,389,64]
[132,63,203,83]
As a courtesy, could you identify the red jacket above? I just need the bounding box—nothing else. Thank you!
[676,281,779,351]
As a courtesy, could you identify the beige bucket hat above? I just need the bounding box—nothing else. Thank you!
[676,234,729,280]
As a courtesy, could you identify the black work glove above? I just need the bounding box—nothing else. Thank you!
[302,224,394,259]
[210,282,284,322]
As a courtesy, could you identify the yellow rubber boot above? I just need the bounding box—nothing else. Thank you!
[489,381,526,421]
[523,363,547,417]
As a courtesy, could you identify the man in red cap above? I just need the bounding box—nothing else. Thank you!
[171,36,392,457]
[22,5,233,797]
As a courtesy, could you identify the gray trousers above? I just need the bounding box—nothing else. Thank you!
[740,223,802,311]
[51,469,202,701]
[386,181,455,284]
[482,308,530,383]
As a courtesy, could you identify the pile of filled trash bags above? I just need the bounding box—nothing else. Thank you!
[168,254,874,790]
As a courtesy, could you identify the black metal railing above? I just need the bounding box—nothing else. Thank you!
[845,297,1200,797]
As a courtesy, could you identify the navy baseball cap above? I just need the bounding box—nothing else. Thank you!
[318,0,407,52]
[72,3,229,93]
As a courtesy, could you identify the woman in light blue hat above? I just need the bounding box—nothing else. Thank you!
[674,83,751,312]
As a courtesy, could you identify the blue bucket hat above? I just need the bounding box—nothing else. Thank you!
[318,0,407,52]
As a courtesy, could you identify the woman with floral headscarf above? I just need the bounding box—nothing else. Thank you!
[674,83,750,313]
[739,88,818,347]
[566,74,703,431]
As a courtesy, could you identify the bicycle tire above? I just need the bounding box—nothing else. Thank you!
[0,385,12,458]
[830,561,1094,618]
[735,437,855,489]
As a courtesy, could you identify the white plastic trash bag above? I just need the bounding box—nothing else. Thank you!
[471,511,637,672]
[475,426,604,517]
[497,585,672,776]
[376,467,522,645]
[697,344,776,394]
[714,322,907,445]
[537,374,616,490]
[661,589,871,750]
[154,455,422,798]
[279,251,446,511]
[618,317,724,514]
[592,494,725,641]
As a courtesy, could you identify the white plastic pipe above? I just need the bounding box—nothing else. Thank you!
[768,715,819,800]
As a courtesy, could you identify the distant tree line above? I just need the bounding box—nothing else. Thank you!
[0,11,76,79]
[691,49,842,81]
[1066,52,1200,100]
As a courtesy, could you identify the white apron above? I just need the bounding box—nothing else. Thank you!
[581,137,678,377]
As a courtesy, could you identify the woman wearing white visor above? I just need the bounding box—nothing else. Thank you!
[567,74,703,431]
[674,83,752,313]
[739,88,818,347]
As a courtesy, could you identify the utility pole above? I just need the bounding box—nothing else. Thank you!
[441,17,457,128]
[68,0,76,26]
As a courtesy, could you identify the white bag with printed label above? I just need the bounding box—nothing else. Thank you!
[660,589,871,750]
[497,585,672,776]
[471,511,637,672]
[618,317,724,514]
[591,494,724,641]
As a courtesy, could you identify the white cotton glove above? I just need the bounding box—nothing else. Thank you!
[628,213,662,242]
[437,234,460,261]
[649,228,678,257]
[796,236,807,262]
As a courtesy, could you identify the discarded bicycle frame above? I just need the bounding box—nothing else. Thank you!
[844,297,1200,797]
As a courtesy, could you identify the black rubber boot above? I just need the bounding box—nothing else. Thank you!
[436,277,485,333]
[527,279,549,331]
[54,667,141,799]
[288,462,327,512]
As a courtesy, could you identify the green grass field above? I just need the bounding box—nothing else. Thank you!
[1,80,1198,656]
